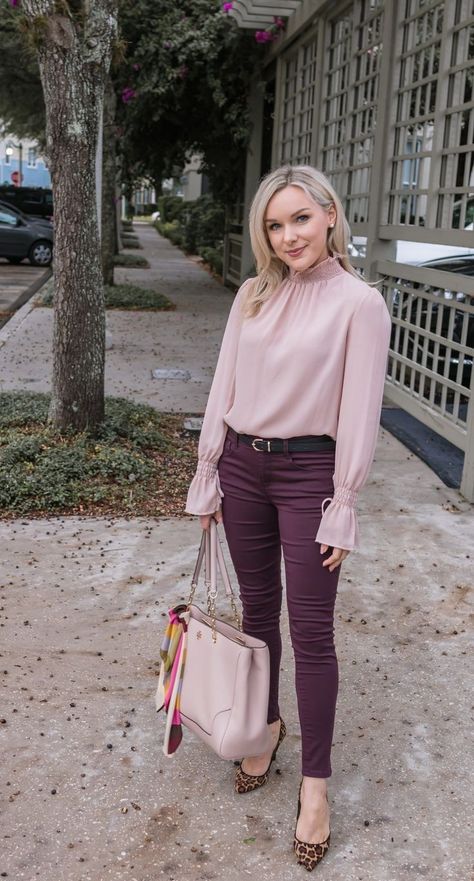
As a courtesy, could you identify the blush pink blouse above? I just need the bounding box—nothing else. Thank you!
[185,254,392,551]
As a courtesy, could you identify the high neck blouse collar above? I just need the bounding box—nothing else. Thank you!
[287,253,346,284]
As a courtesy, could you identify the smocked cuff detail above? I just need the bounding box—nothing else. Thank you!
[195,460,218,480]
[333,486,358,508]
[185,460,224,516]
[315,486,360,551]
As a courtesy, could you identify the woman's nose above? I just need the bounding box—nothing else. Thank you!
[283,226,298,243]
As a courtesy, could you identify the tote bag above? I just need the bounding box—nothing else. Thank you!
[156,520,271,761]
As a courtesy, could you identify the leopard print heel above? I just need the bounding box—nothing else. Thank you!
[293,780,331,871]
[234,717,286,794]
[294,833,331,871]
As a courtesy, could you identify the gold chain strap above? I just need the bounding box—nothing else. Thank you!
[186,523,242,641]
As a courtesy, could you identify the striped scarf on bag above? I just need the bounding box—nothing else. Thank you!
[156,605,189,756]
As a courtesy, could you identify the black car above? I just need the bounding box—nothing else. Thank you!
[390,254,474,390]
[0,199,53,232]
[0,202,53,266]
[0,185,53,220]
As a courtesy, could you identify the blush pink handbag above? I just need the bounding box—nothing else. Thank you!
[155,519,271,761]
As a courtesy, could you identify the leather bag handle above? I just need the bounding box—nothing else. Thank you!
[187,520,242,630]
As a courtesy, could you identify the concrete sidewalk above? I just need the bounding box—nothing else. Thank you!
[0,262,50,330]
[1,224,473,881]
[0,225,233,412]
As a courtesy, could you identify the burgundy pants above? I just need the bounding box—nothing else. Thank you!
[217,427,341,778]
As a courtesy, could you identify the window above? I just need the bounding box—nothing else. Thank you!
[386,1,443,227]
[276,30,318,166]
[0,206,18,226]
[27,147,37,168]
[321,0,384,226]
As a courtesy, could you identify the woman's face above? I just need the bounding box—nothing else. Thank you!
[264,185,336,272]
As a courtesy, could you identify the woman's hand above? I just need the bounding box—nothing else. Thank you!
[199,510,223,530]
[320,544,350,572]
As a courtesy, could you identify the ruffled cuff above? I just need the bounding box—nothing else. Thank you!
[185,459,225,516]
[314,486,360,551]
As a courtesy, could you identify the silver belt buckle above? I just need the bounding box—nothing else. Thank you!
[251,437,271,452]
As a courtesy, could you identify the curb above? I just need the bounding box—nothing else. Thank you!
[0,270,52,350]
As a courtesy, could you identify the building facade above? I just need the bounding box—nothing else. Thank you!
[226,0,474,501]
[0,132,51,189]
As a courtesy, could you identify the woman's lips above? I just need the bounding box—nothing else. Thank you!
[286,245,307,257]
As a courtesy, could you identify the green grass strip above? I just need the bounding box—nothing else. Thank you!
[37,282,174,311]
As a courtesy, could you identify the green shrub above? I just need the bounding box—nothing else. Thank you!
[157,195,186,223]
[114,253,150,268]
[0,392,173,514]
[182,195,225,255]
[155,195,225,260]
[122,239,143,250]
[104,284,174,310]
[96,397,171,450]
[141,203,158,216]
[37,283,173,310]
[0,390,50,427]
[156,219,184,247]
[199,246,223,276]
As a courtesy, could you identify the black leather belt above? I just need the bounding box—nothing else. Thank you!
[226,426,335,453]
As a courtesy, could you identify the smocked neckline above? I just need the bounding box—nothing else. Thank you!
[287,254,346,284]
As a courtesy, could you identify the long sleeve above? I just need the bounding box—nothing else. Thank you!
[185,278,251,515]
[315,289,392,551]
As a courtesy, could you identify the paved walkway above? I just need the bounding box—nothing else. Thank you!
[0,226,232,412]
[0,261,50,329]
[1,224,472,881]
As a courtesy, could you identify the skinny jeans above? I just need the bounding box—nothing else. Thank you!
[217,427,341,778]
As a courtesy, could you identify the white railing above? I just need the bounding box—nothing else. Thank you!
[380,260,474,498]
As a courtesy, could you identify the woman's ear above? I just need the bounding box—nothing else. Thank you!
[328,203,337,227]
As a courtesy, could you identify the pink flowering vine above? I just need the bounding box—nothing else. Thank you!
[222,1,233,10]
[121,86,137,104]
[255,30,273,43]
[255,16,286,44]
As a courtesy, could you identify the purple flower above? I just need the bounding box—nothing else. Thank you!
[255,30,273,43]
[163,40,173,49]
[273,16,285,28]
[177,64,189,80]
[121,86,137,104]
[9,0,21,6]
[222,1,233,10]
[132,63,141,72]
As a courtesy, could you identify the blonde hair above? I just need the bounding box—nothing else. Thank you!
[243,164,363,319]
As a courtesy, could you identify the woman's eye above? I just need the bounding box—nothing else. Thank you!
[269,223,280,231]
[296,214,309,223]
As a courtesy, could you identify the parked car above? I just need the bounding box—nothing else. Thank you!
[390,254,474,392]
[0,185,53,221]
[0,199,53,232]
[0,202,53,266]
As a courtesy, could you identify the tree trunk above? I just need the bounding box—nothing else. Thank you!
[115,186,123,254]
[23,2,117,432]
[101,75,117,286]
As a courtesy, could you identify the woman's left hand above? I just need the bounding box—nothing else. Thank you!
[320,545,350,572]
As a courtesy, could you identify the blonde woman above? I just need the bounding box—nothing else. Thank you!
[185,164,391,871]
